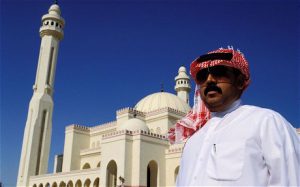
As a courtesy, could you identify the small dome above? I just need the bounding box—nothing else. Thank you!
[175,66,190,80]
[179,66,187,72]
[135,92,191,113]
[119,118,149,132]
[49,4,61,15]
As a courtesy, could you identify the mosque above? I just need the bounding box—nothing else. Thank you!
[17,3,190,187]
[17,3,300,187]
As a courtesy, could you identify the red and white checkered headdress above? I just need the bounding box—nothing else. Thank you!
[190,48,250,87]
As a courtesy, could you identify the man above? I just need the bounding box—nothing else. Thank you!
[169,47,300,186]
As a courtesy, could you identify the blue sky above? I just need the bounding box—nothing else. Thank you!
[1,0,299,186]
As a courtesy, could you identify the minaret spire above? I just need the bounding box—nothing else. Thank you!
[17,3,65,187]
[175,66,191,104]
[160,82,164,92]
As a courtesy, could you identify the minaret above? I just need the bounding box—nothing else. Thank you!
[17,3,64,187]
[175,66,191,104]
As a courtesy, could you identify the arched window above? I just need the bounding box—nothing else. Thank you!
[33,184,37,187]
[82,163,91,169]
[97,162,101,168]
[75,180,82,187]
[106,160,117,187]
[174,166,180,183]
[39,184,43,187]
[45,183,50,187]
[84,179,91,187]
[147,160,158,187]
[59,181,66,187]
[67,180,73,187]
[52,182,58,187]
[93,178,100,187]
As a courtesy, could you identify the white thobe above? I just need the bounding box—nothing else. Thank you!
[176,99,300,186]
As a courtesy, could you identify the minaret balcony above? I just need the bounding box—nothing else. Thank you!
[39,27,64,40]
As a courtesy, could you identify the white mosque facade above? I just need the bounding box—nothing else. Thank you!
[17,3,190,187]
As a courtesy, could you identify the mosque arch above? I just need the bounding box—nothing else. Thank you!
[39,184,43,187]
[67,180,73,187]
[93,178,100,187]
[147,160,158,187]
[59,181,66,187]
[174,166,180,183]
[45,183,50,187]
[84,179,91,187]
[52,182,58,187]
[75,180,82,187]
[33,184,37,187]
[106,160,117,187]
[82,163,91,169]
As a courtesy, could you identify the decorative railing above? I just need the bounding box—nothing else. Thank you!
[102,129,167,140]
[90,121,117,131]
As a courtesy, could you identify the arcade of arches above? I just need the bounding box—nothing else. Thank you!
[31,159,180,187]
[32,178,99,187]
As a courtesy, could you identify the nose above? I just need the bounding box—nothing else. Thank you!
[206,73,217,83]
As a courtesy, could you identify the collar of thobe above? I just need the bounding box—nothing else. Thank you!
[211,99,242,118]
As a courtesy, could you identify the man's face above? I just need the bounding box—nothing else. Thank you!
[196,65,244,112]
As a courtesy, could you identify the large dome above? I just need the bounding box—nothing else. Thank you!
[135,92,191,113]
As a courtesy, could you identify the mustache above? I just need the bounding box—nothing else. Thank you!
[203,83,222,96]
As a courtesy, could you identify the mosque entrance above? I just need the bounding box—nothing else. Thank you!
[147,160,158,187]
[106,160,117,187]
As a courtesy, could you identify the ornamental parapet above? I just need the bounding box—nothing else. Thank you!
[90,121,117,131]
[29,168,100,187]
[167,144,184,154]
[102,129,167,140]
[116,107,145,117]
[66,124,90,132]
[145,107,188,117]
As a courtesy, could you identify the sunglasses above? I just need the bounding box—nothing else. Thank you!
[196,65,237,85]
[195,52,236,85]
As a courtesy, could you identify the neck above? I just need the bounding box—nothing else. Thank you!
[211,99,242,118]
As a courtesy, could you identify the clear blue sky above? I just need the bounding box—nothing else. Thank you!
[1,0,299,186]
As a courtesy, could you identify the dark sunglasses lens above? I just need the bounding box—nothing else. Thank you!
[210,66,228,77]
[196,66,232,84]
[196,69,209,83]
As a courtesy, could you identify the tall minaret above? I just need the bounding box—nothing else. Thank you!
[175,66,191,104]
[17,3,64,187]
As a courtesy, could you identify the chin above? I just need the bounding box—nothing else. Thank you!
[204,99,225,112]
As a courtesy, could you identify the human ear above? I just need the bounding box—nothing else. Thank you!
[235,74,246,90]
